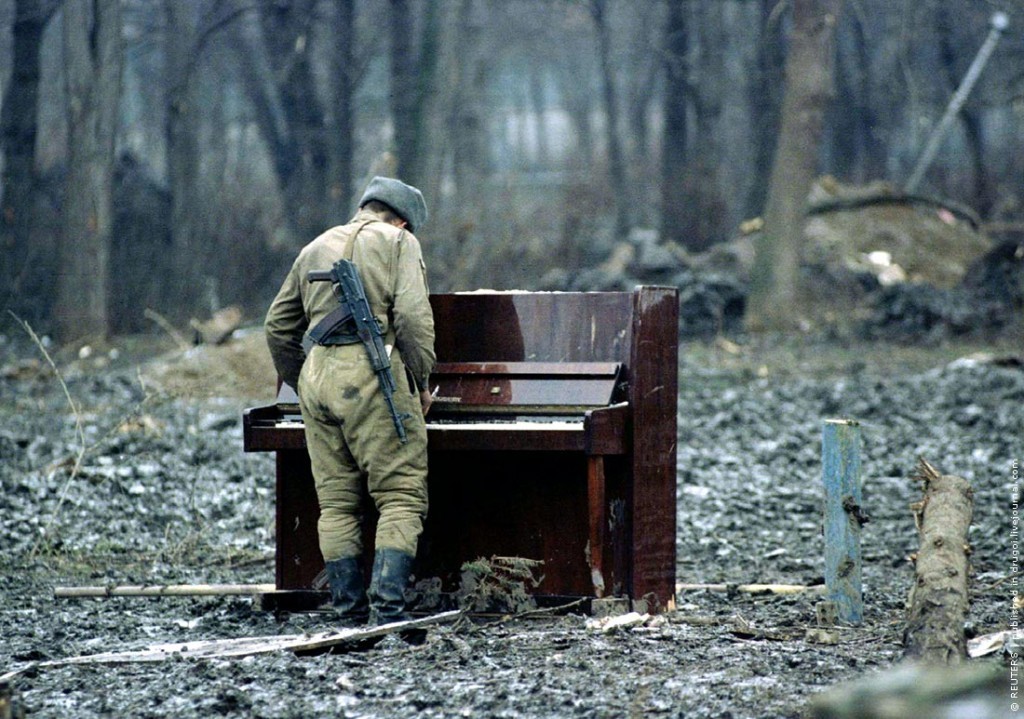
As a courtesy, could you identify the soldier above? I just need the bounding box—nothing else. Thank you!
[265,176,434,629]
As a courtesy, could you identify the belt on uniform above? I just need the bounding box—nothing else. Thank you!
[306,306,361,346]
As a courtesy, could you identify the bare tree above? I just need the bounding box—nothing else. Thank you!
[688,1,728,251]
[660,0,689,248]
[589,0,629,238]
[54,0,123,341]
[744,0,786,220]
[387,0,461,200]
[326,0,357,221]
[745,0,843,332]
[934,3,992,216]
[163,0,205,308]
[1,0,59,310]
[828,3,881,184]
[451,0,487,207]
[388,0,430,185]
[232,0,330,241]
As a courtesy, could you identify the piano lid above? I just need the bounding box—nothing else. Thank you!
[428,361,623,415]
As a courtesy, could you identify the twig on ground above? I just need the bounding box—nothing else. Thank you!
[452,597,589,634]
[980,571,1020,591]
[10,313,88,558]
[10,312,156,557]
[497,598,589,624]
[144,308,191,350]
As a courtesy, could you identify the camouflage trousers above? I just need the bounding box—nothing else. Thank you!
[298,343,428,561]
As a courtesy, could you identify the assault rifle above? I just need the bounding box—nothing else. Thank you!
[307,260,410,444]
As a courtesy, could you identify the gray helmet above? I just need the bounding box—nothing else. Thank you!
[358,176,428,233]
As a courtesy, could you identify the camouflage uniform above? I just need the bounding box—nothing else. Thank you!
[265,208,435,563]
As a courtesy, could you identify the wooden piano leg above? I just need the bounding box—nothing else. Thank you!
[587,456,606,598]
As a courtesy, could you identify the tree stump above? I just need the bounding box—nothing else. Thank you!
[903,458,974,664]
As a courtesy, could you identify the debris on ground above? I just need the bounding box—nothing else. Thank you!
[542,179,1021,342]
[1,323,1022,717]
[584,612,650,633]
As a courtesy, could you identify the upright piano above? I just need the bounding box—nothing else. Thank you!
[244,286,678,611]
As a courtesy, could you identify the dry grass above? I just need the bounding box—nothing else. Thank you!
[139,328,277,402]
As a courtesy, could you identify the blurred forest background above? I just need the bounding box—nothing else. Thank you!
[0,0,1022,343]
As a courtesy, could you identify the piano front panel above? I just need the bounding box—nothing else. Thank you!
[274,450,321,590]
[418,450,630,598]
[267,448,632,598]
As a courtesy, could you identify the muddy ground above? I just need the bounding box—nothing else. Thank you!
[0,330,1021,718]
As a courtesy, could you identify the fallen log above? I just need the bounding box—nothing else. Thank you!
[55,583,277,598]
[807,187,981,229]
[903,458,974,664]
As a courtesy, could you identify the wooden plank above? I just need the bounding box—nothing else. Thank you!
[54,583,276,598]
[587,456,607,598]
[822,419,864,624]
[16,611,461,669]
[628,286,679,609]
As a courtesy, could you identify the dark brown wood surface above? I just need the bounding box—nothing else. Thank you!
[628,287,679,606]
[244,288,678,609]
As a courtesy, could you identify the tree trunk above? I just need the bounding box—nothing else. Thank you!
[263,0,328,237]
[904,459,973,664]
[1,0,57,311]
[829,12,862,182]
[743,0,785,221]
[164,0,203,311]
[660,0,689,248]
[415,0,462,214]
[389,0,418,181]
[451,0,487,207]
[591,0,629,239]
[447,0,487,287]
[849,11,884,181]
[935,5,991,217]
[234,0,328,242]
[623,3,659,178]
[745,0,842,332]
[54,0,123,342]
[562,51,595,172]
[688,0,727,251]
[327,0,357,222]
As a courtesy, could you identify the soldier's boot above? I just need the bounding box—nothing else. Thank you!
[367,548,426,645]
[324,557,369,627]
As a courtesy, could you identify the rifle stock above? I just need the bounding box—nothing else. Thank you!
[308,261,410,443]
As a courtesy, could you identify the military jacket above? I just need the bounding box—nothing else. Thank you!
[265,209,436,391]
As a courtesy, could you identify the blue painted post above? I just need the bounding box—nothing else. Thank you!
[822,419,863,625]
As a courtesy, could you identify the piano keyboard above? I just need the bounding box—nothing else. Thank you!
[427,419,584,431]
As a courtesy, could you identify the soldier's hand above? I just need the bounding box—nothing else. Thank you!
[419,388,433,416]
